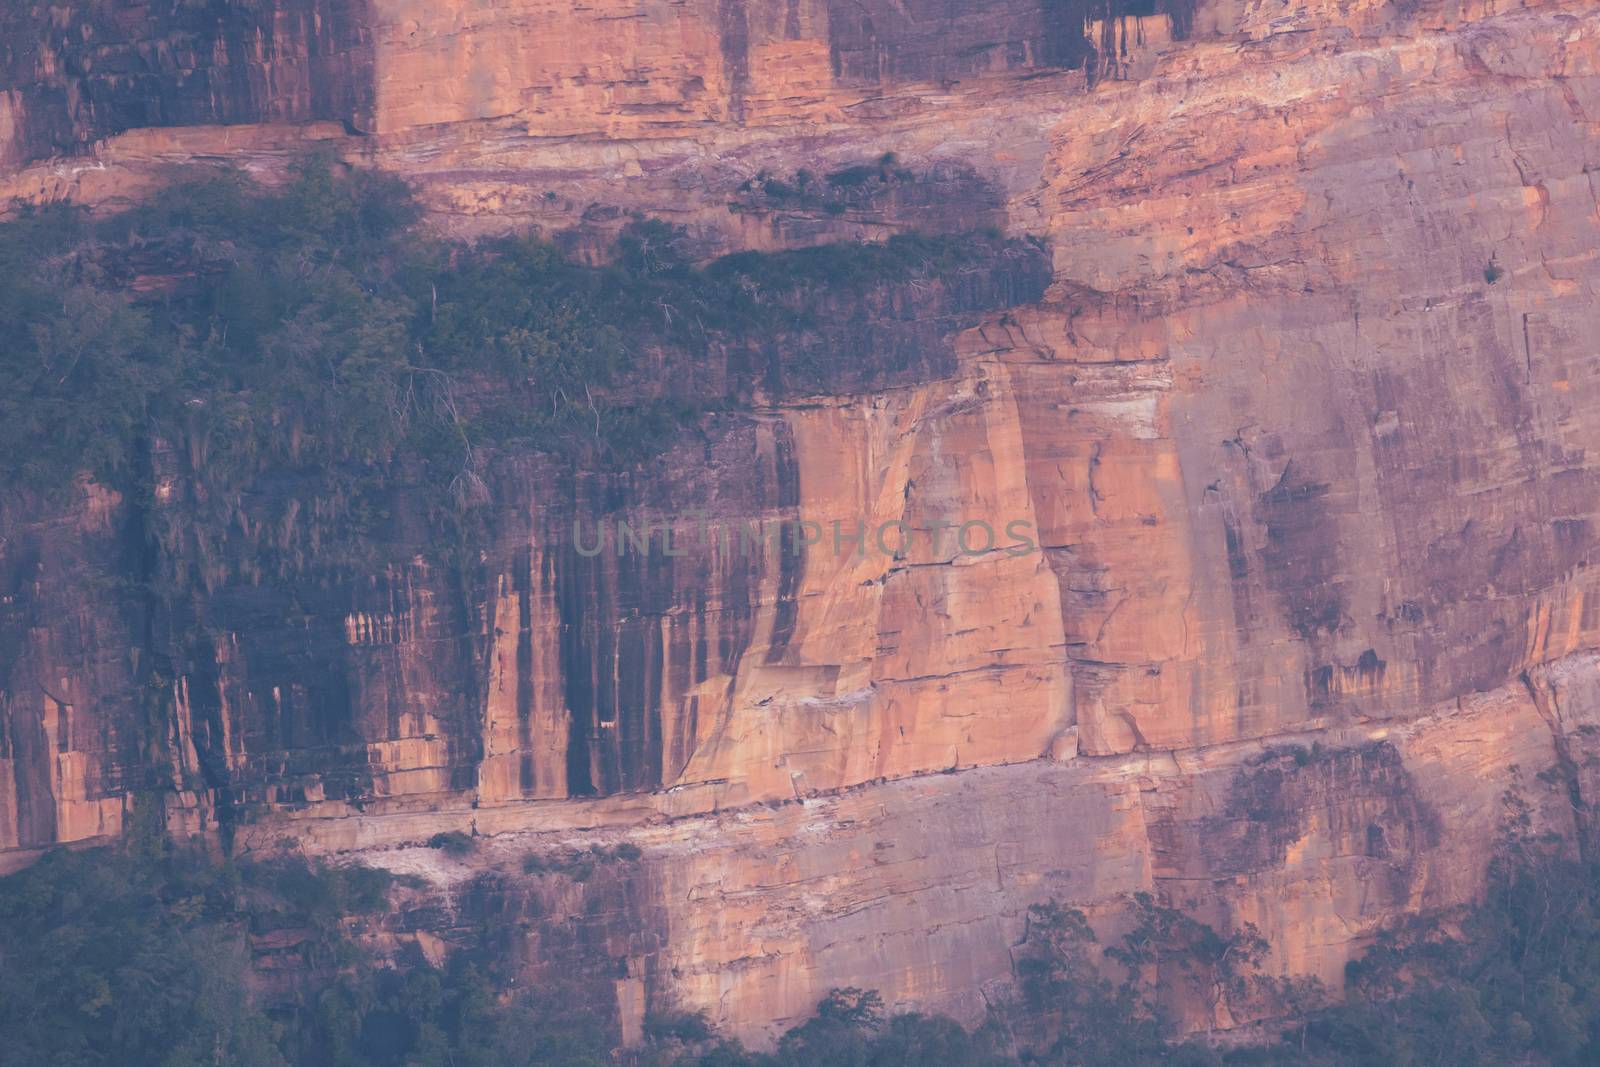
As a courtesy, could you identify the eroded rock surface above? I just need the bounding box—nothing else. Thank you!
[6,0,1600,1046]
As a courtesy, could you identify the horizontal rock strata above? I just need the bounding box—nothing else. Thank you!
[5,0,1600,1045]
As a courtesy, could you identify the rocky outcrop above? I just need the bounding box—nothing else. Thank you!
[7,0,1600,1048]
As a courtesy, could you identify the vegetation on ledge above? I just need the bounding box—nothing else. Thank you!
[0,156,1042,590]
[0,157,1031,502]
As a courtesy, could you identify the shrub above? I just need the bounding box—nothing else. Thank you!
[425,830,476,856]
[644,1009,715,1044]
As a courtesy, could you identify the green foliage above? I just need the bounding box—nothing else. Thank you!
[0,843,617,1067]
[0,202,160,487]
[426,233,624,413]
[1109,892,1268,1025]
[0,160,1019,576]
[643,1010,716,1045]
[1288,817,1600,1065]
[522,843,643,879]
[662,988,1015,1067]
[292,957,613,1067]
[237,855,394,956]
[0,848,1013,1067]
[426,830,476,856]
[1014,900,1166,1063]
[79,161,421,484]
[0,846,316,1066]
[706,230,992,301]
[1002,823,1600,1067]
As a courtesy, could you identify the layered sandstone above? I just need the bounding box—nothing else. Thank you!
[6,0,1600,1047]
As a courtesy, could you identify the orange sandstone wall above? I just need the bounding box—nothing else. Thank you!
[5,0,1600,1045]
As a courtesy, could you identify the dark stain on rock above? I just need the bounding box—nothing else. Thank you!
[552,440,785,796]
[515,547,536,795]
[1256,462,1346,642]
[0,181,1045,830]
[1306,664,1334,707]
[1,0,376,165]
[825,0,1193,86]
[1221,512,1255,642]
[180,638,237,840]
[1306,648,1387,708]
[751,239,1051,399]
[717,0,751,121]
[5,690,57,847]
[765,422,803,665]
[1150,742,1439,899]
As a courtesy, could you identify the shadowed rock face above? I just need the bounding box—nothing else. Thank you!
[826,0,1072,83]
[0,0,373,167]
[6,0,1600,1049]
[758,0,1194,88]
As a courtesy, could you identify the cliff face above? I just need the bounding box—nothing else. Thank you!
[0,0,373,168]
[6,0,1600,1046]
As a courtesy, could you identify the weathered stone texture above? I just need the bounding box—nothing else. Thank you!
[0,0,373,167]
[5,0,1600,1047]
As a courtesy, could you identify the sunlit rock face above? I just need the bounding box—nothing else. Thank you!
[7,0,1600,1047]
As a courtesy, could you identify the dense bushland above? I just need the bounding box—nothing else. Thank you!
[0,157,1019,506]
[0,842,613,1067]
[1,156,1037,596]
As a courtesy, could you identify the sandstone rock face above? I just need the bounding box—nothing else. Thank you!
[0,0,373,169]
[6,0,1600,1047]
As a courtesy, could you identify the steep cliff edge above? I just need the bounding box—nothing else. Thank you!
[5,0,1600,1047]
